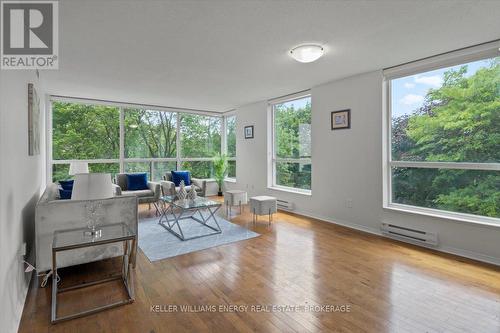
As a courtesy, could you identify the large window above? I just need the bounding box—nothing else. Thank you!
[124,108,177,158]
[386,51,499,222]
[225,114,236,179]
[50,100,232,183]
[271,95,312,192]
[52,102,121,181]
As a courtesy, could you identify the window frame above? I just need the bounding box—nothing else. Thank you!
[269,92,312,195]
[223,112,237,181]
[383,42,500,226]
[48,96,226,182]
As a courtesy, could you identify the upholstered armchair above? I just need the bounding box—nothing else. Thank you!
[35,183,138,275]
[161,172,206,197]
[114,173,161,212]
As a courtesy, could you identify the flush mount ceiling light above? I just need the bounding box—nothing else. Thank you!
[289,44,324,63]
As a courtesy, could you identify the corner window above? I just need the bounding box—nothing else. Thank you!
[271,95,312,192]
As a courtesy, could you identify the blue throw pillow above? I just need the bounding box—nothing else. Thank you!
[59,179,74,190]
[59,189,72,200]
[171,171,191,187]
[126,173,149,191]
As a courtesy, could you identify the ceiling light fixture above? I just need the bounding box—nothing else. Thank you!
[289,44,324,63]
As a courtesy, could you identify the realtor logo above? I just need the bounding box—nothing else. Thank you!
[1,0,58,69]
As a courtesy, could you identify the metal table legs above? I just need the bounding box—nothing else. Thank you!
[252,207,273,226]
[158,203,222,241]
[51,238,135,324]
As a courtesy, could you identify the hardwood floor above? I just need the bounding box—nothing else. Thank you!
[19,199,500,333]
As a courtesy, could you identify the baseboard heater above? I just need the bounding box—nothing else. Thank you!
[277,199,294,211]
[381,223,438,246]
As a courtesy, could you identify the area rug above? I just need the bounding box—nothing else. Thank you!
[138,215,260,262]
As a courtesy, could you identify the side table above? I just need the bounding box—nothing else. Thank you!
[51,223,136,323]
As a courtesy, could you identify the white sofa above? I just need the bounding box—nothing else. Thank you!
[35,183,138,273]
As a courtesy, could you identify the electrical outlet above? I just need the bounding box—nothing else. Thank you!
[346,199,353,208]
[20,242,27,257]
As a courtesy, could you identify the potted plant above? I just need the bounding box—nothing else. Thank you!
[213,153,228,196]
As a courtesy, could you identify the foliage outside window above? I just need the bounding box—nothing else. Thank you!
[52,102,120,160]
[51,102,228,182]
[272,95,312,191]
[226,115,236,178]
[389,56,499,219]
[180,114,221,158]
[124,108,176,158]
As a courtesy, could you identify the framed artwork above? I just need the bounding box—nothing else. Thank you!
[331,109,350,130]
[244,125,254,139]
[28,83,40,155]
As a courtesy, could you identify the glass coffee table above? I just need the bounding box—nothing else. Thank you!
[159,196,222,241]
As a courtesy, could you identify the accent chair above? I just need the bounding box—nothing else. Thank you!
[114,173,161,213]
[160,171,207,197]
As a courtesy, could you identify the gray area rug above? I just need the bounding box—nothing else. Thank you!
[138,215,260,261]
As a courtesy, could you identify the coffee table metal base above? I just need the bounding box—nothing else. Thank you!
[159,203,222,241]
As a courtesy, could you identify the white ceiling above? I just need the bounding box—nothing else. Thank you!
[42,0,500,112]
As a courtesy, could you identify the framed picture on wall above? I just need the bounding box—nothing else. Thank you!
[331,109,350,130]
[244,125,254,139]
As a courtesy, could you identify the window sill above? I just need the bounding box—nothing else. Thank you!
[224,178,236,183]
[268,186,312,196]
[384,203,500,228]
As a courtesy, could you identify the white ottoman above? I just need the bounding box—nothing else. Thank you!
[224,190,248,217]
[249,196,277,225]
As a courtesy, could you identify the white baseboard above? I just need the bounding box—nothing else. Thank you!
[438,245,500,266]
[284,209,500,267]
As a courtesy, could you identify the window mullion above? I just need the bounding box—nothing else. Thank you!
[119,107,125,173]
[176,112,181,170]
[390,161,500,171]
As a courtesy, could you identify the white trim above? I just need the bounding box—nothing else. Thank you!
[269,93,313,192]
[381,79,391,207]
[275,157,312,163]
[383,48,500,224]
[224,113,237,180]
[224,178,237,183]
[178,157,215,162]
[221,114,227,158]
[383,40,499,79]
[50,95,222,116]
[384,203,500,228]
[176,112,181,168]
[287,209,500,266]
[119,107,125,172]
[52,159,120,164]
[390,161,500,171]
[45,94,53,182]
[223,109,236,116]
[438,245,500,267]
[268,185,312,196]
[268,89,311,105]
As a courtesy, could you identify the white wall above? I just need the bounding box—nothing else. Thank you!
[0,70,45,333]
[227,70,500,265]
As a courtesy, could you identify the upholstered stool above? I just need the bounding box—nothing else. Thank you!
[224,190,248,218]
[249,196,277,225]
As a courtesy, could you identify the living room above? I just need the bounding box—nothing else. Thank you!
[1,1,499,332]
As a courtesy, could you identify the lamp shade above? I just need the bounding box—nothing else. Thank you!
[69,161,89,175]
[71,173,114,200]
